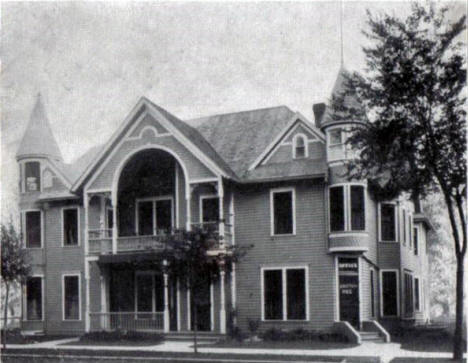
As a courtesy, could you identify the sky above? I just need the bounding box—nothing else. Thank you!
[1,1,465,220]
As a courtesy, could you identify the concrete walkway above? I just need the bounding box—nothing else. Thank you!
[4,338,464,363]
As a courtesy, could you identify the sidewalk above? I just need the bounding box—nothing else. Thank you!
[3,337,464,363]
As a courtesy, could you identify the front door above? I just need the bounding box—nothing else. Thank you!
[190,275,211,331]
[338,257,360,329]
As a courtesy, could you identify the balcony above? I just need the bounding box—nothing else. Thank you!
[88,222,233,256]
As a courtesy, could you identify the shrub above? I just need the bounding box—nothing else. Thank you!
[261,327,286,341]
[228,326,245,342]
[248,319,260,336]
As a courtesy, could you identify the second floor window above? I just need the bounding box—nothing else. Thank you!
[25,161,41,192]
[201,196,219,223]
[329,184,365,232]
[136,198,173,236]
[63,208,79,246]
[413,227,419,255]
[380,203,397,242]
[271,189,295,235]
[293,135,307,159]
[25,211,41,248]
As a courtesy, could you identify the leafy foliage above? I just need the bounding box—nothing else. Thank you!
[1,223,30,285]
[329,3,466,359]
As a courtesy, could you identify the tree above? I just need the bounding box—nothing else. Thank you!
[330,3,466,359]
[143,227,250,353]
[1,223,30,348]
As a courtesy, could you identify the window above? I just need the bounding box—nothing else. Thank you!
[414,277,421,311]
[136,198,173,235]
[381,270,398,317]
[402,209,407,246]
[24,162,41,192]
[404,272,414,317]
[63,208,79,246]
[201,196,219,223]
[26,277,42,320]
[293,135,307,159]
[329,186,345,232]
[329,184,366,233]
[24,211,41,248]
[135,272,164,319]
[328,128,348,162]
[63,275,80,320]
[271,189,295,235]
[329,129,343,145]
[380,203,396,242]
[262,267,307,321]
[408,214,413,248]
[107,208,114,229]
[413,227,419,255]
[350,186,365,231]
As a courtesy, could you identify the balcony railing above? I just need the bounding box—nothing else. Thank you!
[89,312,164,332]
[88,222,232,255]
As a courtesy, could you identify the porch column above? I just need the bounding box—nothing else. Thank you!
[163,260,170,332]
[219,263,226,334]
[100,267,109,330]
[186,185,192,231]
[85,259,91,332]
[217,177,225,248]
[111,192,118,254]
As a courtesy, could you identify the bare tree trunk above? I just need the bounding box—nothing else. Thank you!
[3,283,10,349]
[454,254,465,360]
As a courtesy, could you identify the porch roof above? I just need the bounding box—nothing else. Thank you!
[98,252,164,265]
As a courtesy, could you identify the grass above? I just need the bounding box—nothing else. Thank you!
[1,329,70,345]
[68,330,164,347]
[210,339,358,350]
[391,327,466,353]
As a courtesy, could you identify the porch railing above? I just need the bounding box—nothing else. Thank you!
[89,312,164,332]
[88,222,232,255]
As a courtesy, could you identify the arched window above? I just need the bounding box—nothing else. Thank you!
[293,134,307,159]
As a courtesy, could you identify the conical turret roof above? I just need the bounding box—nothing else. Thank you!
[16,94,63,161]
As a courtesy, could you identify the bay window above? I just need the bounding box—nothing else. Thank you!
[26,276,43,320]
[262,267,307,321]
[329,184,366,233]
[380,203,397,242]
[24,210,42,248]
[24,161,41,192]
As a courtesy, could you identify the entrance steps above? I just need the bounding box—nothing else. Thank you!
[164,331,224,343]
[359,331,386,343]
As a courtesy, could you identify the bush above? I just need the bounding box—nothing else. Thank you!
[261,327,347,342]
[228,326,245,342]
[248,319,260,336]
[261,327,286,341]
[80,330,164,343]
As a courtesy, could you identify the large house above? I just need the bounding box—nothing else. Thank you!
[16,69,432,343]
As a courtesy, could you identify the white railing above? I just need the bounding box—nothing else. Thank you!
[89,312,164,332]
[118,235,166,252]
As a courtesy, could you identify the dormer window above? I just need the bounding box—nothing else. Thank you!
[24,161,41,192]
[293,134,308,159]
[327,128,345,162]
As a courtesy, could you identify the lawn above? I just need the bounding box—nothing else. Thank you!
[210,339,358,350]
[1,330,70,345]
[64,330,164,347]
[391,327,466,353]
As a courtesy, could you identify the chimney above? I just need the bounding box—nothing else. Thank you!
[313,103,326,129]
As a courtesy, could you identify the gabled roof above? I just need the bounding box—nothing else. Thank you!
[191,106,296,178]
[16,93,63,161]
[71,97,236,192]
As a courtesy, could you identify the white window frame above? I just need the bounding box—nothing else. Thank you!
[270,187,296,236]
[106,206,114,229]
[199,194,219,223]
[260,265,309,322]
[413,224,420,255]
[19,159,43,193]
[62,273,81,321]
[378,202,398,243]
[134,271,158,316]
[24,274,44,321]
[408,213,413,249]
[22,209,44,249]
[135,196,174,235]
[379,269,400,318]
[42,168,54,189]
[328,183,367,234]
[327,126,346,162]
[61,206,80,247]
[292,133,309,159]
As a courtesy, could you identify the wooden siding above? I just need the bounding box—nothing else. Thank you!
[234,180,335,331]
[129,114,169,137]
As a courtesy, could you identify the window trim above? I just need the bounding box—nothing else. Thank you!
[413,225,420,255]
[135,196,174,235]
[22,209,44,249]
[378,202,398,243]
[292,133,309,159]
[24,274,44,321]
[62,273,82,321]
[61,206,80,247]
[379,269,400,318]
[328,183,367,234]
[270,188,296,236]
[199,194,220,223]
[20,160,43,193]
[260,265,309,322]
[403,271,414,318]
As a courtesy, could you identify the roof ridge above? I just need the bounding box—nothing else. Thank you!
[190,105,293,124]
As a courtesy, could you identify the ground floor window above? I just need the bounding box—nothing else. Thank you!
[404,272,414,317]
[63,275,80,320]
[370,269,375,317]
[26,276,42,320]
[135,272,164,318]
[414,277,421,311]
[262,267,307,321]
[381,270,398,317]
